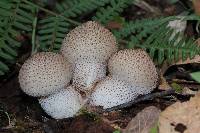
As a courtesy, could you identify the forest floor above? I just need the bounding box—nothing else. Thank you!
[0,0,200,133]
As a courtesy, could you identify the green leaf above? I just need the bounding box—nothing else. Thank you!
[113,130,121,133]
[150,123,158,133]
[190,72,200,83]
[93,0,133,24]
[113,15,200,64]
[0,0,36,75]
[56,0,110,18]
[38,16,70,51]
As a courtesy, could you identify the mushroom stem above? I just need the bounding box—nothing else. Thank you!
[72,61,106,91]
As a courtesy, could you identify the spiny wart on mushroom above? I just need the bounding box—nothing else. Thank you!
[18,52,72,97]
[61,21,117,91]
[39,86,84,119]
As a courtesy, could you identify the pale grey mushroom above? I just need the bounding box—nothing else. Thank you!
[108,49,158,94]
[90,49,158,109]
[39,86,83,119]
[90,76,139,109]
[18,52,72,97]
[61,21,117,91]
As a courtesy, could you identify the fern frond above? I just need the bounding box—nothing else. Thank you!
[113,15,200,40]
[113,16,176,39]
[113,15,200,64]
[0,0,36,75]
[56,0,110,18]
[93,0,133,24]
[127,25,199,64]
[38,16,70,52]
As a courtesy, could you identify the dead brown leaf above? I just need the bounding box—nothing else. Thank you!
[175,55,200,65]
[123,106,161,133]
[159,93,200,133]
[192,0,200,16]
[106,21,123,30]
[158,76,171,91]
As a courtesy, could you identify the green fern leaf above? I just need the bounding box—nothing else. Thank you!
[93,0,133,24]
[38,16,70,52]
[113,15,200,64]
[113,16,176,39]
[128,25,199,64]
[0,0,36,75]
[56,0,110,18]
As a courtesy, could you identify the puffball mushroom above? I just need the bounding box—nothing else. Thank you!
[39,86,83,119]
[90,76,139,109]
[60,21,117,91]
[73,60,107,89]
[90,49,158,109]
[18,52,72,97]
[108,49,158,94]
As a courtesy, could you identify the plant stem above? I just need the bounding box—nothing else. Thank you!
[31,11,38,55]
[22,0,81,26]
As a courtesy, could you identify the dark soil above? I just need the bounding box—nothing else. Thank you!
[0,74,176,133]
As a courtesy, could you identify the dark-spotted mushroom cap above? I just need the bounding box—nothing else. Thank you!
[60,21,117,64]
[108,49,158,94]
[39,86,83,119]
[60,21,117,91]
[18,52,72,97]
[90,76,139,109]
[72,60,106,91]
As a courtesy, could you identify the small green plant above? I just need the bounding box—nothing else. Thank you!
[150,123,158,133]
[79,109,100,121]
[171,82,183,93]
[113,130,121,133]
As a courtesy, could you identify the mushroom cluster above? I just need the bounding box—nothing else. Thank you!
[61,21,117,91]
[90,49,158,109]
[18,21,158,119]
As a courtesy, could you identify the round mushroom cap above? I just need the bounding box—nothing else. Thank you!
[39,86,83,119]
[18,52,72,97]
[72,60,106,91]
[90,76,139,109]
[60,21,117,64]
[108,49,158,94]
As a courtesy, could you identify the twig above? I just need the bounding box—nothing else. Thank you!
[105,89,176,112]
[0,109,11,127]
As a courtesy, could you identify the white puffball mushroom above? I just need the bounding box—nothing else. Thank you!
[39,86,83,119]
[90,76,139,109]
[61,21,117,91]
[72,60,106,91]
[18,52,72,97]
[108,49,158,95]
[60,21,117,63]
